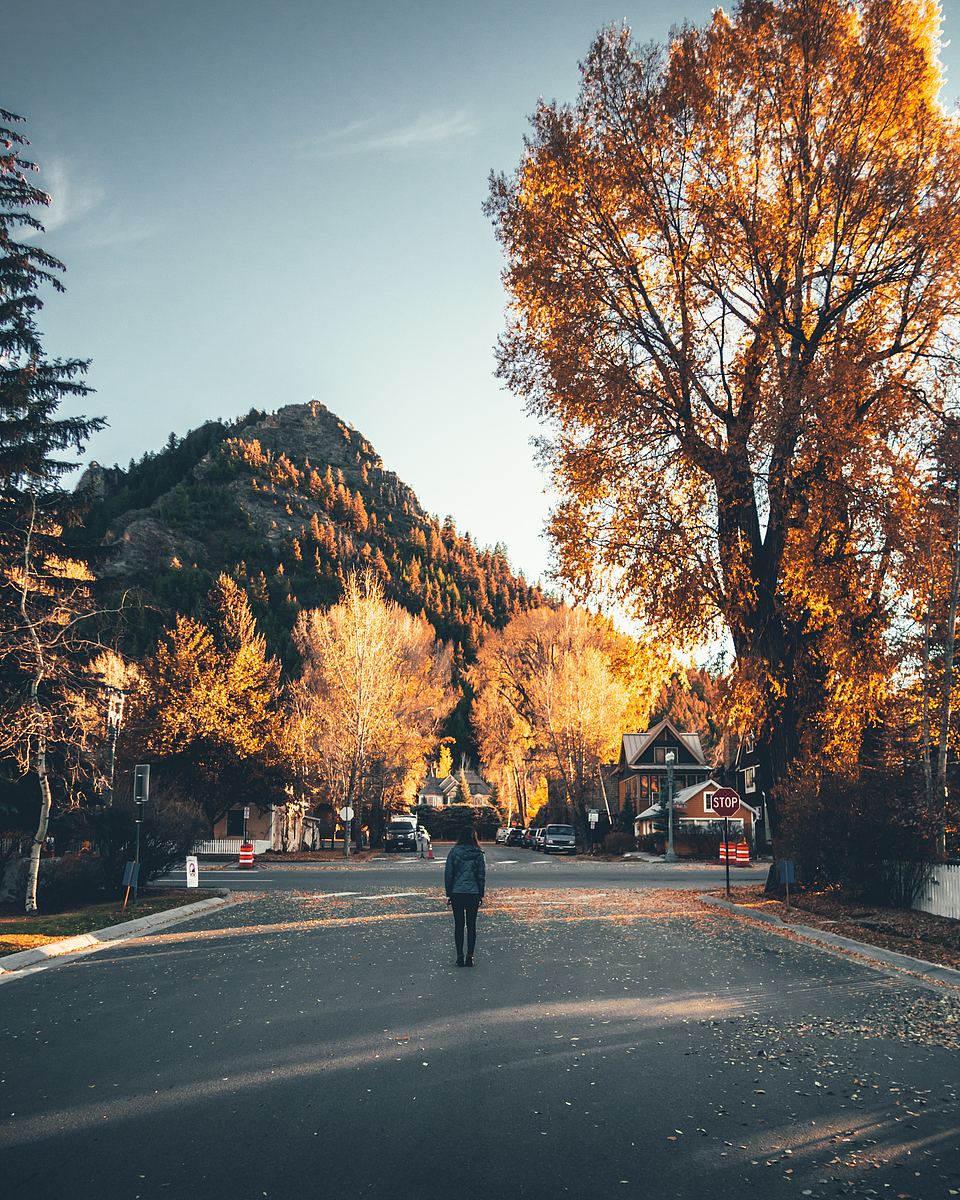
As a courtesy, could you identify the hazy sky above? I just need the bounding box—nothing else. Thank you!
[6,0,960,585]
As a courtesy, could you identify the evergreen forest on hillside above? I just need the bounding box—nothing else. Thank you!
[78,402,549,668]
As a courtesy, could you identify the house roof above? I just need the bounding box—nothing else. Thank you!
[418,777,447,796]
[674,778,721,806]
[438,767,494,797]
[621,719,706,768]
[635,779,760,820]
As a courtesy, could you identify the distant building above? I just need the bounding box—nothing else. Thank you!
[416,764,495,808]
[634,777,758,842]
[616,718,712,813]
[731,734,770,850]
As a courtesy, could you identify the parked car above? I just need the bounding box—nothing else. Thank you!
[506,827,526,846]
[523,827,538,849]
[542,823,576,855]
[496,826,510,844]
[533,828,547,851]
[383,817,418,853]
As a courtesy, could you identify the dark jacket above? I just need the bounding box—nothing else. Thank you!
[444,844,486,898]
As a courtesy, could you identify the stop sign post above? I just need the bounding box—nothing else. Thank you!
[711,787,741,896]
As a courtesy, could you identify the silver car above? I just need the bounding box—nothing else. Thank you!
[542,823,576,855]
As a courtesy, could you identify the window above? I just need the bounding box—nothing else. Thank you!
[226,809,245,837]
[744,766,756,793]
[703,790,715,812]
[745,736,755,755]
[653,745,677,765]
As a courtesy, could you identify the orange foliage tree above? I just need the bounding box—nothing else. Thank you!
[487,0,960,834]
[470,606,668,836]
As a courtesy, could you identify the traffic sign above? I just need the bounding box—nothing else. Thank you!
[185,856,199,888]
[339,806,354,822]
[133,763,150,804]
[588,809,599,827]
[711,787,741,818]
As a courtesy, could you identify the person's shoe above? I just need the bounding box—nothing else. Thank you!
[465,955,474,967]
[456,955,465,967]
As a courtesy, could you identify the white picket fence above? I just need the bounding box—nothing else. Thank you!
[192,837,272,857]
[913,862,960,920]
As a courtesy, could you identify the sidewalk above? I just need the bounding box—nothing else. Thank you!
[700,892,960,989]
[0,891,232,981]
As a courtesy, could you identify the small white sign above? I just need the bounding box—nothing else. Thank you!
[185,856,199,888]
[339,806,355,822]
[243,806,251,820]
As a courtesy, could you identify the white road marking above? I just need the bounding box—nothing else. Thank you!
[358,892,423,899]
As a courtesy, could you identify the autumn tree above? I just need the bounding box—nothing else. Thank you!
[292,571,454,853]
[486,0,960,833]
[128,575,284,828]
[470,606,668,837]
[0,110,105,911]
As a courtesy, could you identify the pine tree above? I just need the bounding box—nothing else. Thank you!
[0,110,105,913]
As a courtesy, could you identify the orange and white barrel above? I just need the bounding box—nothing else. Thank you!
[736,842,750,866]
[239,840,255,869]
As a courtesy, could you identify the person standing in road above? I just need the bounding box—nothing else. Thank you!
[444,827,486,967]
[417,827,431,858]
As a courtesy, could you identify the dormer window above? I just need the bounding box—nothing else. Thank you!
[654,745,678,765]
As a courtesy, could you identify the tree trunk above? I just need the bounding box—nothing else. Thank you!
[921,581,934,807]
[26,733,53,915]
[935,486,960,814]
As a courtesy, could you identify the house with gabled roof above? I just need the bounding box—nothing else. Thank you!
[416,775,448,808]
[616,718,712,815]
[416,764,495,808]
[634,777,759,841]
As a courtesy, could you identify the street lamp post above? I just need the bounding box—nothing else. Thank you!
[663,750,677,862]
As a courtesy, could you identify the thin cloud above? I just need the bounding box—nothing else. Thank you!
[34,158,104,233]
[15,158,157,248]
[299,110,477,157]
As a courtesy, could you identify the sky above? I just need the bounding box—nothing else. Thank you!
[6,0,960,587]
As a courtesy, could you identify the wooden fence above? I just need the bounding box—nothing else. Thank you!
[913,862,960,920]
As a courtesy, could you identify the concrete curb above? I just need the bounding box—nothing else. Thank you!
[0,891,232,979]
[699,893,960,988]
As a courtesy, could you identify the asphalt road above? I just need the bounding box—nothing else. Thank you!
[156,842,771,892]
[1,850,958,1200]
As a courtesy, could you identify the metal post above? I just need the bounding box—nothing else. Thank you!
[663,751,677,862]
[134,801,142,901]
[724,815,731,897]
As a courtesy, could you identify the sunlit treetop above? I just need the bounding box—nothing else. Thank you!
[488,0,960,798]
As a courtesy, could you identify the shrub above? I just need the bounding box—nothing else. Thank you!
[603,832,635,856]
[778,767,937,907]
[4,853,109,913]
[674,825,724,860]
[75,790,207,888]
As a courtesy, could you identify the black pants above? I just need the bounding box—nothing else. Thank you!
[450,894,481,958]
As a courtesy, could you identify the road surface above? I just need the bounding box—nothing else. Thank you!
[1,846,957,1199]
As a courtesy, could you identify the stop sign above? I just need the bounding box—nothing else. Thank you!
[711,787,741,818]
